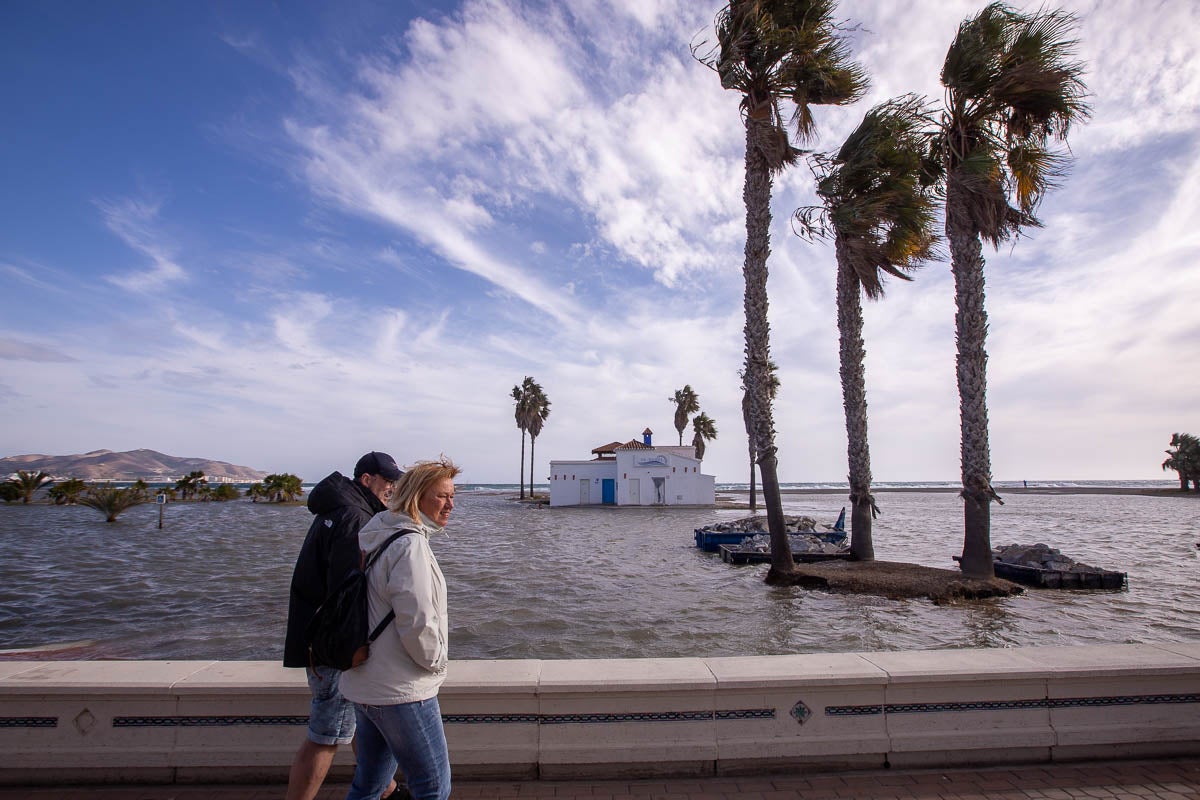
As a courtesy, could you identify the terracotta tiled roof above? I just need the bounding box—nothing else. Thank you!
[614,440,651,450]
[590,441,625,455]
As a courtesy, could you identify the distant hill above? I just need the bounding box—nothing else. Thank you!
[0,449,267,482]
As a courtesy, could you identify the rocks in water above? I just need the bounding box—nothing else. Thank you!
[706,514,827,534]
[740,533,846,554]
[993,543,1103,574]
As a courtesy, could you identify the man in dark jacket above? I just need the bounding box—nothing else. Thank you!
[284,451,402,800]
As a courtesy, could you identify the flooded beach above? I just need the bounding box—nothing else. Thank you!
[0,488,1196,661]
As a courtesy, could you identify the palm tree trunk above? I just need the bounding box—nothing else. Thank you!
[743,114,794,579]
[947,177,997,578]
[835,237,875,562]
[529,435,537,498]
[518,432,527,500]
[742,390,758,513]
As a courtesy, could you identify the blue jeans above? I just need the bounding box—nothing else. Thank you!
[305,666,355,746]
[345,696,450,800]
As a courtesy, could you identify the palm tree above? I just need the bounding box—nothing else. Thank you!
[174,470,207,501]
[48,478,89,505]
[936,2,1089,576]
[740,361,779,513]
[0,483,19,503]
[512,379,532,499]
[691,412,718,461]
[262,473,305,502]
[525,381,551,498]
[79,486,149,523]
[1163,433,1200,492]
[670,386,701,446]
[696,0,866,581]
[795,95,940,562]
[210,483,241,501]
[11,470,53,504]
[246,482,267,502]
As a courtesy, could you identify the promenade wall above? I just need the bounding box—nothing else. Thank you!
[1,643,1198,784]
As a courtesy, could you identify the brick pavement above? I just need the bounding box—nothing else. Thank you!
[0,758,1197,799]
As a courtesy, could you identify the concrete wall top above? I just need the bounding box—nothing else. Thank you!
[2,643,1199,696]
[1157,642,1200,660]
[444,659,541,692]
[172,661,305,693]
[0,660,218,694]
[859,644,1200,684]
[539,658,713,693]
[706,653,889,689]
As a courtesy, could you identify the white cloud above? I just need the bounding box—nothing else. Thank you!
[96,197,189,293]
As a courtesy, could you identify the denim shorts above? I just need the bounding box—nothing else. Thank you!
[305,665,356,746]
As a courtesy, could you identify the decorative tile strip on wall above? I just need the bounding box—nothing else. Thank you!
[1053,693,1200,708]
[93,693,1200,731]
[827,692,1200,717]
[0,717,57,728]
[107,709,777,728]
[540,711,718,724]
[112,716,309,727]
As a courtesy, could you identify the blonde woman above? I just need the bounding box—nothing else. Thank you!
[340,457,460,800]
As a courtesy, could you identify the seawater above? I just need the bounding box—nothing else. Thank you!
[0,489,1196,661]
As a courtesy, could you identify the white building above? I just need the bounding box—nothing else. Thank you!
[548,428,716,507]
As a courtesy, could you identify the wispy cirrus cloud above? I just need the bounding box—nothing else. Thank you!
[0,337,77,363]
[96,197,188,293]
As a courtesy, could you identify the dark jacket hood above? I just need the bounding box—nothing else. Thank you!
[307,471,383,517]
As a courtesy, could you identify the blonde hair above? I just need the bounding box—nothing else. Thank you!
[388,456,462,523]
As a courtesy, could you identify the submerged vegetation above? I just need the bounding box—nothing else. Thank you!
[78,485,150,523]
[0,468,307,509]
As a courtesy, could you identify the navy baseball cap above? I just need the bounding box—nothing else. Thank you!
[354,451,402,481]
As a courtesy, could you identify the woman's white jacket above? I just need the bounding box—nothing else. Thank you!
[339,510,448,706]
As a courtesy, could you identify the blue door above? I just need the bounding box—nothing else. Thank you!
[601,479,615,504]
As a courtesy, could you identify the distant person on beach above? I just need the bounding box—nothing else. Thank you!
[283,451,404,800]
[341,457,461,800]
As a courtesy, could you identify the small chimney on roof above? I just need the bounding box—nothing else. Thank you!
[642,427,653,446]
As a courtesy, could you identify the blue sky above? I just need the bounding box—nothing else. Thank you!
[2,0,1198,484]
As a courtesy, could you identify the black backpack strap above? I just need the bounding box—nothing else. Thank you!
[364,529,416,641]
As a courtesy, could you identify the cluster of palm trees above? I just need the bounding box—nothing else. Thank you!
[512,376,552,499]
[247,473,305,503]
[670,385,719,461]
[0,467,305,515]
[696,0,1089,580]
[1163,434,1200,491]
[174,470,208,500]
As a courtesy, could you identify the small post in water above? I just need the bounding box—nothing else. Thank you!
[156,492,166,529]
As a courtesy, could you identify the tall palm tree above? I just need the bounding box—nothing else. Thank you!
[511,381,530,499]
[11,470,53,504]
[512,376,548,500]
[691,412,718,461]
[526,381,551,498]
[937,2,1089,576]
[670,386,701,446]
[696,0,867,580]
[796,94,940,562]
[740,361,779,513]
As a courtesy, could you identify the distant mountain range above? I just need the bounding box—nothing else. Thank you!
[0,449,267,482]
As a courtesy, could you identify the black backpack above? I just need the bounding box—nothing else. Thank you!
[305,529,411,671]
